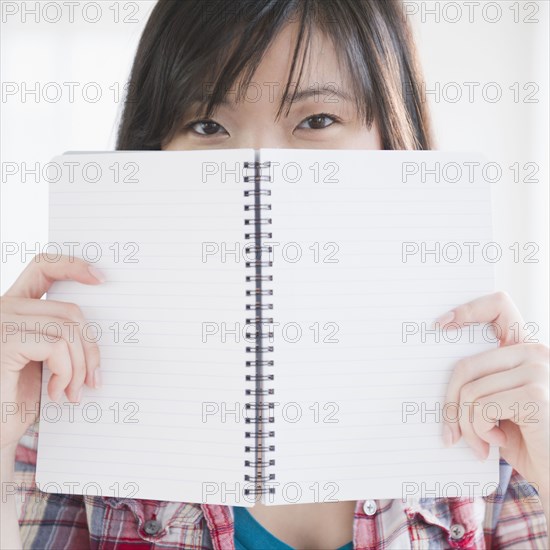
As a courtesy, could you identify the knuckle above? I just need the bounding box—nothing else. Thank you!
[59,322,72,341]
[459,382,475,405]
[528,360,549,379]
[1,319,17,337]
[0,295,15,311]
[53,337,70,354]
[35,252,58,264]
[455,357,473,380]
[64,302,83,321]
[456,300,477,322]
[478,400,496,422]
[454,303,468,319]
[529,342,550,360]
[484,400,501,420]
[494,290,511,306]
[526,382,549,403]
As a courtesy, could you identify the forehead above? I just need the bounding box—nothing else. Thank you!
[194,21,353,110]
[249,22,347,90]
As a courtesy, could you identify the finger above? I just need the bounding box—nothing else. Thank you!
[4,254,105,300]
[5,298,101,388]
[460,363,546,405]
[5,314,86,402]
[456,363,544,451]
[435,291,525,346]
[12,338,72,402]
[444,344,548,444]
[46,343,73,403]
[472,385,549,454]
[457,393,491,461]
[449,343,546,389]
[445,344,548,445]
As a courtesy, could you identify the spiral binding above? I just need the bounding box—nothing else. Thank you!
[243,159,276,499]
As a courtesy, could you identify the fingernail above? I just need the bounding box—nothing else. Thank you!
[442,424,454,448]
[474,446,487,461]
[88,265,106,283]
[435,310,455,326]
[94,369,102,388]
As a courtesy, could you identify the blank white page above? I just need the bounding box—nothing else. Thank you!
[37,150,253,505]
[262,150,499,504]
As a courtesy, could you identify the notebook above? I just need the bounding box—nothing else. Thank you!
[36,149,499,506]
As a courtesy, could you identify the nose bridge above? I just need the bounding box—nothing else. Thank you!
[229,96,291,149]
[223,82,293,149]
[233,126,290,150]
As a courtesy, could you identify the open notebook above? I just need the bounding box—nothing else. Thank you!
[36,149,499,506]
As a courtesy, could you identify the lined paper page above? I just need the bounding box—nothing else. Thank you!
[37,151,253,505]
[263,150,498,504]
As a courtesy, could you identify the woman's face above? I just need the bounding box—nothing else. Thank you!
[163,23,381,151]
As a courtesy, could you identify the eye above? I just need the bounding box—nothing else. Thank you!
[188,119,229,136]
[296,113,340,130]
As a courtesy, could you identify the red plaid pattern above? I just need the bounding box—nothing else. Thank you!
[13,422,548,549]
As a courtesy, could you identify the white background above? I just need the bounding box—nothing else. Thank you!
[1,0,548,342]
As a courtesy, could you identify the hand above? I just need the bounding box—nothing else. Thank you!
[439,291,549,499]
[0,254,104,451]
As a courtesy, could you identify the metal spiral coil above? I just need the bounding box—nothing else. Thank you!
[243,159,275,499]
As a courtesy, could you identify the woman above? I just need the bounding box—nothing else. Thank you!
[1,0,548,548]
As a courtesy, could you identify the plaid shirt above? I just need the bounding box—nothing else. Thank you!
[13,421,547,549]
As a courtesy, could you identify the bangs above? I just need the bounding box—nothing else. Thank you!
[118,0,432,150]
[169,0,377,137]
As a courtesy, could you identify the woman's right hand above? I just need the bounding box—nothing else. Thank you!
[1,254,105,452]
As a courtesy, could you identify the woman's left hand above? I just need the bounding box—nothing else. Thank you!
[439,291,549,502]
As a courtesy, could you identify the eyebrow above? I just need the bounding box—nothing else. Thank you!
[282,85,353,103]
[193,84,353,108]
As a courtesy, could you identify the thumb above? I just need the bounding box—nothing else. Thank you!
[4,254,105,299]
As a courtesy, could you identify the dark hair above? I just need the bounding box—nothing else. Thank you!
[116,0,433,150]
